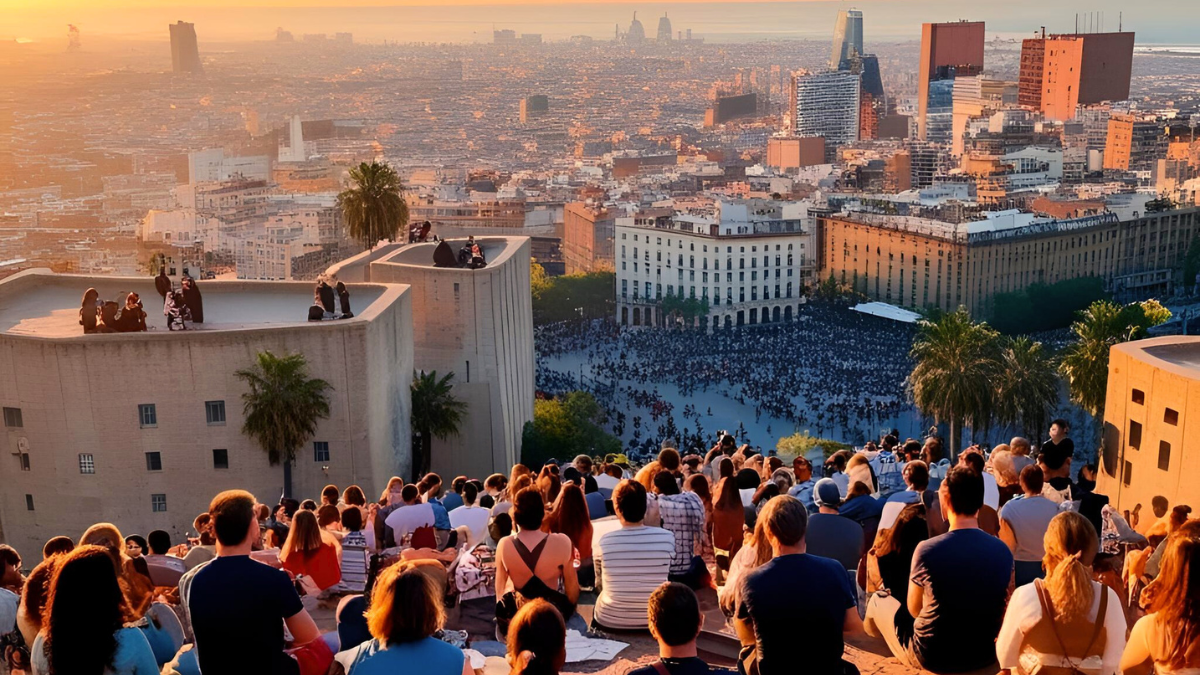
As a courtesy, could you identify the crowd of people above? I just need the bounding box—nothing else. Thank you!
[1,421,1198,675]
[535,305,917,443]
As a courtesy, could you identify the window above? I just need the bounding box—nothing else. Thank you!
[1131,389,1145,405]
[145,452,162,471]
[25,494,34,511]
[1122,460,1133,487]
[314,441,330,462]
[1165,408,1179,426]
[138,404,157,428]
[212,448,229,469]
[19,453,29,471]
[1158,441,1171,471]
[79,453,95,474]
[151,494,167,512]
[205,400,226,425]
[2,407,22,428]
[1128,420,1142,451]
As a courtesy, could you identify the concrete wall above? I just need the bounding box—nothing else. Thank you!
[0,271,412,561]
[1097,337,1200,517]
[367,237,534,479]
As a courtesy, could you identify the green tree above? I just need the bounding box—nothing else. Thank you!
[411,370,467,481]
[521,391,621,467]
[530,261,552,300]
[532,271,615,324]
[337,161,409,250]
[994,336,1060,440]
[235,351,333,498]
[909,307,1001,458]
[1182,235,1200,293]
[1060,299,1172,425]
[775,432,852,461]
[659,294,710,327]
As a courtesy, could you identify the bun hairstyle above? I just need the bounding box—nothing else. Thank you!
[506,599,566,675]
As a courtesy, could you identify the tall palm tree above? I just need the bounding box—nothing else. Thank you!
[909,307,1001,459]
[337,161,409,250]
[995,336,1060,440]
[410,370,467,481]
[235,351,332,498]
[1059,299,1139,426]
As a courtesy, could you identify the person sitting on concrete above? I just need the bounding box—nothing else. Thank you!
[181,276,204,323]
[314,279,335,317]
[865,466,1014,674]
[98,300,121,333]
[117,293,148,332]
[432,240,458,268]
[80,288,101,334]
[466,243,487,269]
[164,291,191,331]
[336,281,353,319]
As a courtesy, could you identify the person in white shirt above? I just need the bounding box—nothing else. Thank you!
[449,483,491,547]
[593,480,675,630]
[996,511,1125,675]
[595,464,623,493]
[383,484,435,543]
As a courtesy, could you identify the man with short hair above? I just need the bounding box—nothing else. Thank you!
[572,454,600,494]
[593,480,675,630]
[188,490,322,675]
[144,529,187,587]
[999,465,1059,586]
[865,467,1013,673]
[787,456,816,514]
[449,482,490,547]
[805,479,864,574]
[1038,427,1077,505]
[383,484,436,543]
[734,495,862,675]
[628,582,729,675]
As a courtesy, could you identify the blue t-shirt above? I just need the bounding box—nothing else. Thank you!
[32,627,159,675]
[734,553,856,674]
[910,528,1014,673]
[188,555,305,675]
[347,636,465,675]
[430,500,452,530]
[441,492,464,513]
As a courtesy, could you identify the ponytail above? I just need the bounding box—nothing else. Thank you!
[1045,551,1094,623]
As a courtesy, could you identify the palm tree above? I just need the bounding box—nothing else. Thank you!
[235,351,332,498]
[909,307,1001,459]
[337,161,409,250]
[995,336,1060,440]
[410,370,466,481]
[1058,299,1138,427]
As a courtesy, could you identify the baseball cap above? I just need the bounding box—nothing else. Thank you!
[814,478,842,508]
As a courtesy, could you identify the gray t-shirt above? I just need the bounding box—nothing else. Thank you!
[999,495,1060,562]
[805,513,864,572]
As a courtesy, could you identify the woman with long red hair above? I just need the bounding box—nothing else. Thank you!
[546,483,594,586]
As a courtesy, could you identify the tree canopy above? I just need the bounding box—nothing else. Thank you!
[989,276,1108,334]
[531,269,614,324]
[337,161,408,250]
[521,391,621,467]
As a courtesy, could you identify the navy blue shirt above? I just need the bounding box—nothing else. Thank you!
[910,528,1014,673]
[189,555,305,675]
[735,553,856,674]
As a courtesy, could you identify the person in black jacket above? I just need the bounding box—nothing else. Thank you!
[181,276,204,323]
[315,279,335,315]
[154,268,171,300]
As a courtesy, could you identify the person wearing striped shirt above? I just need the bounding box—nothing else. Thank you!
[338,507,370,593]
[593,480,676,631]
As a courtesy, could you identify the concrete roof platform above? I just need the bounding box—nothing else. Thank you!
[0,269,389,339]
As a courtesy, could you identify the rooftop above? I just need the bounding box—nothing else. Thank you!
[0,270,391,339]
[1136,336,1200,375]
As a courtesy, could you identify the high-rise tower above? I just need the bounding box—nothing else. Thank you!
[830,10,864,70]
[169,21,201,73]
[917,21,985,142]
[657,14,673,42]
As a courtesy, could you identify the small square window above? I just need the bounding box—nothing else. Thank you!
[1158,441,1171,471]
[1131,389,1145,405]
[145,452,162,471]
[1128,420,1142,450]
[25,494,34,511]
[3,407,23,427]
[79,453,95,474]
[213,448,228,469]
[1164,408,1179,426]
[1123,460,1133,487]
[151,494,167,513]
[314,441,330,463]
[205,401,226,426]
[138,404,157,428]
[18,454,29,471]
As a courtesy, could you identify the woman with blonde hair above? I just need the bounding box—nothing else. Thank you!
[344,565,472,675]
[719,517,773,616]
[280,509,341,592]
[997,511,1126,675]
[1121,521,1200,674]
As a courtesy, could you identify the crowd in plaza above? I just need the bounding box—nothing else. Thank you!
[1,417,1198,675]
[536,305,916,443]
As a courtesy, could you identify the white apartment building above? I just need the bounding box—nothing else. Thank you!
[616,199,818,330]
[790,70,861,159]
